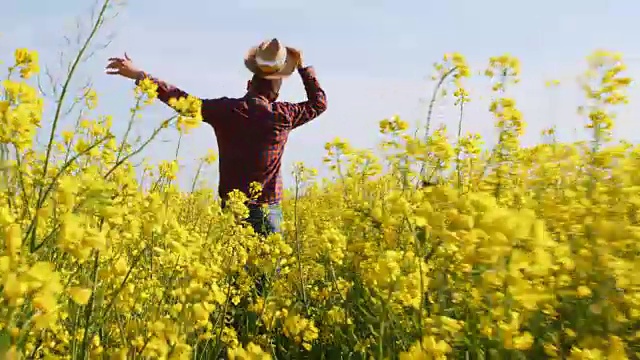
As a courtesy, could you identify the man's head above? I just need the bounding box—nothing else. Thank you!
[247,75,283,102]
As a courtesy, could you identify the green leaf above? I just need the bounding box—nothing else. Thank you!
[0,329,11,353]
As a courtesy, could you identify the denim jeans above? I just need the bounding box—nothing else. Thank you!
[221,201,282,295]
[220,200,283,236]
[246,203,283,236]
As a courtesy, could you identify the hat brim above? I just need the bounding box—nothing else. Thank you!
[244,46,299,79]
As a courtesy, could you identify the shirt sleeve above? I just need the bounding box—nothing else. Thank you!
[274,66,328,129]
[135,72,221,128]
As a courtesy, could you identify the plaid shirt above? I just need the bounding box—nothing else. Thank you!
[137,66,327,204]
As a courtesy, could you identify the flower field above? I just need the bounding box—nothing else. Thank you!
[2,7,640,360]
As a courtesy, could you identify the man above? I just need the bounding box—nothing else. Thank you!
[106,39,327,236]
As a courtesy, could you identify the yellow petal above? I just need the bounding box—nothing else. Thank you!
[68,287,92,305]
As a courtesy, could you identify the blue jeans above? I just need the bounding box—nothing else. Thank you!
[221,200,282,236]
[221,201,283,294]
[246,203,283,236]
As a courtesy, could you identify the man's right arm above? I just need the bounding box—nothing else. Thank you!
[277,66,328,129]
[106,55,221,127]
[135,72,194,110]
[135,72,222,128]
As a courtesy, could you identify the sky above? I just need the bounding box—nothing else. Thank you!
[1,0,639,189]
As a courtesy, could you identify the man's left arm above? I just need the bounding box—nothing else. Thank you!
[276,66,328,129]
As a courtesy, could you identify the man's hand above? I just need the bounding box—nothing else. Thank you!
[289,48,304,70]
[106,53,143,80]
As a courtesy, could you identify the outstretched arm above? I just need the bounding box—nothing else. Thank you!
[276,64,328,129]
[134,71,193,110]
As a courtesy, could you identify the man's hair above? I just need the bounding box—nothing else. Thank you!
[248,75,282,101]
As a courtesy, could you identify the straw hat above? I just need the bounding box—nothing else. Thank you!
[244,38,300,79]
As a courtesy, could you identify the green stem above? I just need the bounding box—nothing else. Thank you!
[78,251,101,360]
[293,176,308,306]
[26,135,111,251]
[455,96,465,190]
[30,0,112,250]
[416,66,458,184]
[190,160,205,192]
[104,116,176,180]
[40,0,111,198]
[115,97,142,162]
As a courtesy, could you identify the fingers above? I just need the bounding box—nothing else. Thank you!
[105,59,123,75]
[105,63,122,72]
[105,52,135,76]
[105,65,122,74]
[106,53,131,75]
[290,48,304,67]
[105,60,121,68]
[107,55,130,66]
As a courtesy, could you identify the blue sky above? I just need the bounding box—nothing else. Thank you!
[1,0,639,189]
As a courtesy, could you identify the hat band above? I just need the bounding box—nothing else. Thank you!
[255,51,287,71]
[256,55,287,68]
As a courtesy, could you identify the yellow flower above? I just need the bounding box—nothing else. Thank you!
[68,287,92,305]
[2,272,25,302]
[577,285,592,298]
[192,303,209,322]
[203,149,217,164]
[1,38,640,360]
[227,342,271,360]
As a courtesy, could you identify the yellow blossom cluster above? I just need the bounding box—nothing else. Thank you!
[0,41,639,360]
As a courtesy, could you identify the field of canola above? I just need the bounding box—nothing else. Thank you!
[2,7,640,360]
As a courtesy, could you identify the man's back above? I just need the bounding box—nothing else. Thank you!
[205,95,293,205]
[136,66,327,204]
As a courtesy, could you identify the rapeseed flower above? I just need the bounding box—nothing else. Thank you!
[0,39,638,359]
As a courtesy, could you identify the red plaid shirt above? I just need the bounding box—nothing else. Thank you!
[137,66,327,204]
